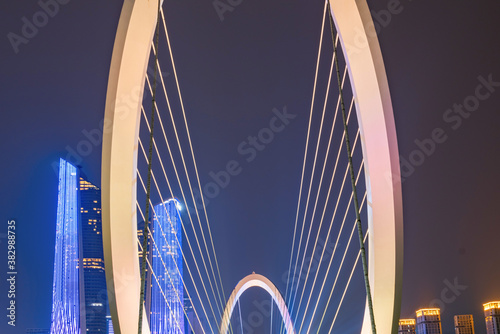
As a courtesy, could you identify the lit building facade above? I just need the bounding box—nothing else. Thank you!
[454,314,475,334]
[50,159,108,334]
[484,302,500,334]
[416,308,442,334]
[399,319,416,334]
[150,199,184,334]
[50,159,84,334]
[80,177,107,334]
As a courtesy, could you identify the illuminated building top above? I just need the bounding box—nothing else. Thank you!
[416,308,441,317]
[484,302,500,311]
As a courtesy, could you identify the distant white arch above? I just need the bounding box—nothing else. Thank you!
[219,273,295,334]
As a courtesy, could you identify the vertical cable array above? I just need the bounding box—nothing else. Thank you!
[328,1,376,333]
[138,0,161,333]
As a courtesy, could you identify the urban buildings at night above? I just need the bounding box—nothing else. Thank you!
[400,302,500,334]
[454,314,475,334]
[416,308,442,334]
[49,159,107,334]
[80,176,107,333]
[484,302,500,334]
[150,199,185,334]
[49,160,190,334]
[399,319,416,333]
[49,160,83,334]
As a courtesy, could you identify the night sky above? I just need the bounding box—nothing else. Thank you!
[1,1,500,334]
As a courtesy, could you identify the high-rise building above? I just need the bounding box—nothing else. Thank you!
[150,199,184,334]
[454,314,475,334]
[399,319,416,334]
[50,160,84,334]
[50,159,108,334]
[80,176,107,334]
[484,301,500,334]
[416,308,442,334]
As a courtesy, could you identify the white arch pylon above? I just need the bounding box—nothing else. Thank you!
[219,273,295,334]
[102,0,403,333]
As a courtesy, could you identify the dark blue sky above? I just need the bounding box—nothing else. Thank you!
[1,0,500,333]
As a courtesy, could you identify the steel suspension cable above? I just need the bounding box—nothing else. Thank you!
[288,56,348,321]
[293,128,361,330]
[137,237,184,334]
[143,72,225,323]
[314,192,368,334]
[301,154,364,333]
[283,4,329,331]
[136,171,216,334]
[238,299,244,334]
[137,135,219,332]
[136,203,198,334]
[136,162,215,334]
[138,0,161,332]
[328,2,376,333]
[158,9,227,313]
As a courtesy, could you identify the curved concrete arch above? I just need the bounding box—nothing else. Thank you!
[219,274,295,334]
[102,1,403,334]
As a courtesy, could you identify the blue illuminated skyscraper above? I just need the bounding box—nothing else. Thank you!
[50,159,107,334]
[150,199,184,334]
[50,159,84,334]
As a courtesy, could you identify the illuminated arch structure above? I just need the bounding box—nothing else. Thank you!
[219,273,295,334]
[101,0,403,333]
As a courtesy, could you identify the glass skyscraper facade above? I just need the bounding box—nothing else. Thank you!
[50,159,107,334]
[150,199,184,334]
[80,177,107,334]
[50,159,82,334]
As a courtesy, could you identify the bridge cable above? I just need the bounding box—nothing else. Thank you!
[238,299,244,334]
[136,159,214,334]
[287,41,348,322]
[283,3,328,333]
[136,202,198,334]
[327,2,377,333]
[138,0,161,333]
[143,70,225,327]
[303,157,365,333]
[296,130,362,332]
[137,129,218,333]
[159,9,228,316]
[148,47,226,320]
